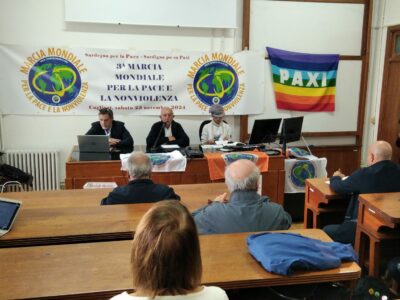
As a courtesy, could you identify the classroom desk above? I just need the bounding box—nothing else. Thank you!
[65,148,285,204]
[354,192,400,277]
[0,183,226,248]
[2,182,226,209]
[0,229,361,300]
[304,178,350,228]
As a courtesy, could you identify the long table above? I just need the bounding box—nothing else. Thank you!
[0,183,226,247]
[0,229,361,300]
[65,148,285,204]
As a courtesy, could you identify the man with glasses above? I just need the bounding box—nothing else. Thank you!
[146,107,189,152]
[86,108,134,153]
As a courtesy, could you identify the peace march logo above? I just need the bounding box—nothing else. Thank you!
[187,53,245,112]
[20,48,88,113]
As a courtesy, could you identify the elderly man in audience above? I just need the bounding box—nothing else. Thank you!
[101,151,180,205]
[324,140,400,245]
[192,159,292,234]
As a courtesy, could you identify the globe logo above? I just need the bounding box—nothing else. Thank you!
[148,154,170,166]
[193,61,239,106]
[28,56,81,106]
[290,161,316,188]
[222,153,258,165]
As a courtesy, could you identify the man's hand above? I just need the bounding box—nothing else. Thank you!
[168,136,176,142]
[333,169,345,178]
[209,192,228,203]
[108,138,120,146]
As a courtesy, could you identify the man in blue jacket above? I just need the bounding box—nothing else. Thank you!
[101,151,180,205]
[324,141,400,244]
[192,159,292,234]
[86,108,133,153]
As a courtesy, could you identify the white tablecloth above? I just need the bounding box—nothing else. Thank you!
[284,157,327,193]
[120,150,187,172]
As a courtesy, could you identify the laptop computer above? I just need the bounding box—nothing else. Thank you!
[77,135,109,153]
[0,198,22,237]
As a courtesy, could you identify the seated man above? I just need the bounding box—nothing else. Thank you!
[324,140,400,245]
[201,104,232,144]
[146,107,189,152]
[192,159,292,234]
[86,108,133,153]
[101,151,180,205]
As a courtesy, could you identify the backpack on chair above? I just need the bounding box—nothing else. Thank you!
[352,276,391,300]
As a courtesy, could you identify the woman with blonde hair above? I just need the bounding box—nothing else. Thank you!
[111,200,228,300]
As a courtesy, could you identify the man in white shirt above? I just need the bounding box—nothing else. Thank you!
[201,104,232,144]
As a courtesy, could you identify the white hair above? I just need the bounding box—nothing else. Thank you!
[224,164,260,193]
[127,151,152,179]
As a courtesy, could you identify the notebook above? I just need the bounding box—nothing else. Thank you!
[0,198,22,237]
[77,135,109,153]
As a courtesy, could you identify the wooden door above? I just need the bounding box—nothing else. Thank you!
[378,25,400,163]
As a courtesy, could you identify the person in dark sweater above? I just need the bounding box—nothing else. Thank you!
[146,107,189,152]
[86,108,133,153]
[101,151,180,205]
[323,141,400,244]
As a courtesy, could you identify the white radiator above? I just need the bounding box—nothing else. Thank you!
[4,150,60,191]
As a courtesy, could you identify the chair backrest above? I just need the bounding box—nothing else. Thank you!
[199,120,212,141]
[199,120,228,142]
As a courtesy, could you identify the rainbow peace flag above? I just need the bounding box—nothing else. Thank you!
[267,47,339,112]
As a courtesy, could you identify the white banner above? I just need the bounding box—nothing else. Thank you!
[0,45,264,115]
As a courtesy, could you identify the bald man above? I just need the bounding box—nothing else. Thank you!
[101,151,180,205]
[324,141,400,244]
[146,107,189,152]
[192,159,291,234]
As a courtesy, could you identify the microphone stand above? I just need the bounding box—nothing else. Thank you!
[150,123,165,153]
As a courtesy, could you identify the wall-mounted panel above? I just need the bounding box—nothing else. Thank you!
[65,0,238,29]
[250,0,364,55]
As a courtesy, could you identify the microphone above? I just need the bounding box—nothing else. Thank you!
[151,122,165,153]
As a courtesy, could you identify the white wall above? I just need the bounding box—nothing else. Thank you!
[362,0,400,164]
[0,0,242,183]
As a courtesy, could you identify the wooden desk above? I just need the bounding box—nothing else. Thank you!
[304,178,350,229]
[0,229,361,300]
[355,192,400,277]
[3,182,226,209]
[65,150,285,204]
[0,183,225,248]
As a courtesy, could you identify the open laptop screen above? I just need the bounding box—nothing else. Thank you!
[77,135,109,153]
[0,198,21,231]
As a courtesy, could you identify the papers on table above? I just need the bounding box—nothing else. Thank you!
[161,144,180,149]
[83,182,118,189]
[325,176,349,184]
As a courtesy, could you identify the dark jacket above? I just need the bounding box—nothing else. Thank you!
[86,120,133,153]
[101,178,180,205]
[330,160,400,219]
[146,120,189,152]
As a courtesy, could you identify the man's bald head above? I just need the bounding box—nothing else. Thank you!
[225,159,260,192]
[367,141,392,165]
